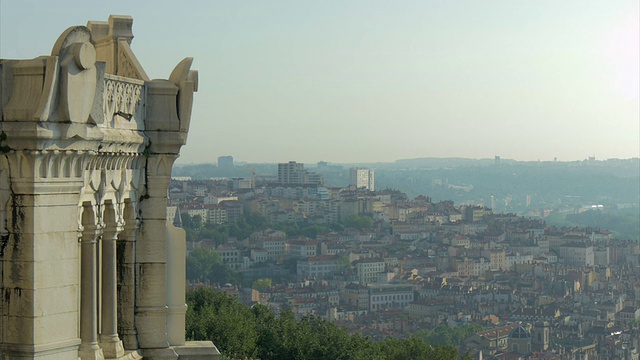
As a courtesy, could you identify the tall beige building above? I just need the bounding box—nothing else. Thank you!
[0,15,218,359]
[278,161,306,183]
[277,161,323,185]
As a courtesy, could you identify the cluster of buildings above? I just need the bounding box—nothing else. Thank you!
[172,161,380,225]
[175,165,640,360]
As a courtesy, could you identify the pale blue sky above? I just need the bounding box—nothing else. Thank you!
[1,1,638,164]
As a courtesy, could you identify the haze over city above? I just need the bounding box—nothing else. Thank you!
[1,0,638,163]
[2,7,640,359]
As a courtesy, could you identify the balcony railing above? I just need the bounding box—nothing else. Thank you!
[103,73,145,125]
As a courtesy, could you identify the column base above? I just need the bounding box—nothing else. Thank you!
[79,342,105,360]
[120,328,139,350]
[100,335,125,359]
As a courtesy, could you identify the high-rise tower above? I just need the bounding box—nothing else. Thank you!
[349,168,375,191]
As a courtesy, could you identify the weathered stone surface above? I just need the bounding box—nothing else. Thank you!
[0,15,215,359]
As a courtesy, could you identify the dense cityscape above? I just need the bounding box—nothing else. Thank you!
[1,3,638,359]
[173,157,640,360]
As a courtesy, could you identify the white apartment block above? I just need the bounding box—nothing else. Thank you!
[288,240,318,258]
[208,206,228,224]
[350,167,375,191]
[369,284,414,311]
[559,243,595,267]
[297,255,339,278]
[356,259,386,284]
[256,239,287,260]
[186,208,209,221]
[506,252,534,270]
[185,206,228,224]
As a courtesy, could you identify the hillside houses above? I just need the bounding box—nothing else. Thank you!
[176,177,640,359]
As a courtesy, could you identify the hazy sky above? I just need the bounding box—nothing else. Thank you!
[1,1,638,164]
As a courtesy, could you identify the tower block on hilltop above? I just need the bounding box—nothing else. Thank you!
[0,15,218,359]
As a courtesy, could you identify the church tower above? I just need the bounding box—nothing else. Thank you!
[532,321,550,351]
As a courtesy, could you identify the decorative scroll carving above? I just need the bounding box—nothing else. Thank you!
[52,26,97,124]
[104,74,143,123]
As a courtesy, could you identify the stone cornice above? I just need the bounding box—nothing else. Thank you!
[2,149,144,181]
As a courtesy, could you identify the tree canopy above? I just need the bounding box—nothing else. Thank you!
[186,248,239,285]
[186,287,464,360]
[343,215,374,230]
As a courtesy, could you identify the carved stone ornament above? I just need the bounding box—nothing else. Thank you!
[51,26,98,123]
[104,74,143,122]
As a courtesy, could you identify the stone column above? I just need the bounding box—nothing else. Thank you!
[136,160,174,352]
[166,223,187,346]
[136,55,199,359]
[99,206,125,358]
[79,205,105,360]
[118,208,139,350]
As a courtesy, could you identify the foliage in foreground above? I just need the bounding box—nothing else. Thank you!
[186,248,240,285]
[186,287,463,360]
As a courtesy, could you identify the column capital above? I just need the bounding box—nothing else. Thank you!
[78,223,104,243]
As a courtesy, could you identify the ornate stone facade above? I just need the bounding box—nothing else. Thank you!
[0,15,218,359]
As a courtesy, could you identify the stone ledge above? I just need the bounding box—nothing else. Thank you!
[173,341,221,360]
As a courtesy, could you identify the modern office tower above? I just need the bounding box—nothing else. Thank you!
[218,155,234,168]
[349,167,375,191]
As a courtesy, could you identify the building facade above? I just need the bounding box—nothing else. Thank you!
[559,243,595,267]
[296,255,339,278]
[0,15,217,359]
[277,161,323,185]
[217,155,233,168]
[349,167,375,191]
[369,284,414,311]
[355,258,386,284]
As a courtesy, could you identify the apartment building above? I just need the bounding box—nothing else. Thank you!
[297,255,340,278]
[369,284,414,311]
[355,258,386,284]
[559,243,595,267]
[349,167,375,191]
